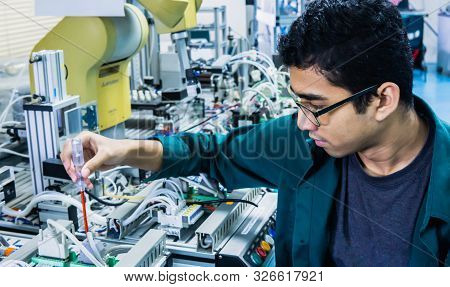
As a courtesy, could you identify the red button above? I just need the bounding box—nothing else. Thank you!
[256,247,267,258]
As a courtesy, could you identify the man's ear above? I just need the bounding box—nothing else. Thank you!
[373,82,400,121]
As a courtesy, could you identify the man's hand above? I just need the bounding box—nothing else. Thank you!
[60,132,164,189]
[60,132,128,189]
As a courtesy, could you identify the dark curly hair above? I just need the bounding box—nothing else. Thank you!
[278,0,414,113]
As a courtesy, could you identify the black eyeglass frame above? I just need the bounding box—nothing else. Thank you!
[288,84,379,127]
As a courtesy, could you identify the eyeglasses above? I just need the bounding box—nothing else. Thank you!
[287,84,379,127]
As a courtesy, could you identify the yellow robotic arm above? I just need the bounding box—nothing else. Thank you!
[138,0,203,34]
[30,4,149,132]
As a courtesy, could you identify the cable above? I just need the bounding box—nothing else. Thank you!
[242,88,276,115]
[229,50,275,69]
[0,234,10,247]
[139,203,165,215]
[179,177,218,197]
[87,232,103,264]
[228,59,276,86]
[101,166,133,176]
[103,192,145,201]
[103,244,132,258]
[122,195,178,226]
[122,199,170,227]
[181,104,239,132]
[0,148,28,158]
[189,199,258,207]
[151,188,182,202]
[1,192,106,225]
[162,179,184,201]
[121,179,186,226]
[84,189,127,207]
[103,176,118,194]
[200,173,215,190]
[0,120,22,127]
[0,259,31,267]
[46,219,105,267]
[0,95,31,124]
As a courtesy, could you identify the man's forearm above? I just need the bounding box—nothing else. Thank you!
[121,139,163,171]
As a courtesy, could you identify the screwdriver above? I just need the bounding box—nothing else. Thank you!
[71,138,89,233]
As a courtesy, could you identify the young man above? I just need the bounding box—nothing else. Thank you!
[61,0,449,266]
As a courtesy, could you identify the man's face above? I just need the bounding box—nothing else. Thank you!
[290,67,378,157]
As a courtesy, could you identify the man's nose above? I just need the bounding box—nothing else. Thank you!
[297,110,318,131]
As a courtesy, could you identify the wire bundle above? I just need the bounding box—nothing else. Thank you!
[121,179,186,227]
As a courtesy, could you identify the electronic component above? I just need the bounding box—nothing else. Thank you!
[42,158,72,182]
[106,187,154,239]
[6,222,168,267]
[0,166,16,203]
[162,88,189,102]
[24,96,79,194]
[37,220,73,260]
[131,89,161,108]
[115,229,167,267]
[29,50,67,104]
[0,231,33,262]
[217,192,277,267]
[0,246,16,257]
[37,202,79,231]
[196,189,260,252]
[158,204,204,237]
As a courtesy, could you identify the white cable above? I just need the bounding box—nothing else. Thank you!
[122,195,177,226]
[228,57,273,77]
[252,81,279,100]
[122,200,170,227]
[179,177,218,197]
[138,203,167,225]
[244,59,279,91]
[242,88,276,115]
[0,95,31,126]
[0,95,32,154]
[163,179,184,200]
[151,188,182,202]
[100,166,133,176]
[87,232,103,264]
[121,179,185,226]
[228,60,276,86]
[0,120,22,127]
[0,259,31,267]
[230,50,275,69]
[0,148,29,158]
[122,196,170,226]
[103,176,118,194]
[1,192,106,225]
[46,219,105,267]
[200,173,215,190]
[103,244,132,258]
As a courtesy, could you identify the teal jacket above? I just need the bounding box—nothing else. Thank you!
[152,97,449,266]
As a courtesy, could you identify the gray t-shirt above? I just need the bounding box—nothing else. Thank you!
[330,125,434,266]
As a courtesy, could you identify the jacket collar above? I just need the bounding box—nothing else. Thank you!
[413,96,450,229]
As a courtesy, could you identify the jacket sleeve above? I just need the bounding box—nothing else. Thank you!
[149,115,312,190]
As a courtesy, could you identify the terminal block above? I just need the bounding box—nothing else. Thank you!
[158,204,204,237]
